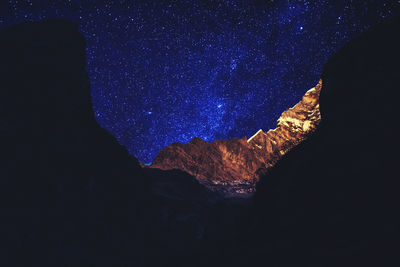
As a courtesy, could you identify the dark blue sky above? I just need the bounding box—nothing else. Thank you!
[1,0,399,163]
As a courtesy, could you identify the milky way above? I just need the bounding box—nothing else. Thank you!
[1,1,399,163]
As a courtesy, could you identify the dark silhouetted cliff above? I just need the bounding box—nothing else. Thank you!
[252,15,400,265]
[0,20,225,266]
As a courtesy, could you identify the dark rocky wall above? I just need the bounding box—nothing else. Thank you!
[253,14,400,265]
[0,20,227,267]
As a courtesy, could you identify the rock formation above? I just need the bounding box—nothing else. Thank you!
[150,80,322,196]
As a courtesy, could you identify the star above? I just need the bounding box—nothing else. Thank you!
[1,1,399,163]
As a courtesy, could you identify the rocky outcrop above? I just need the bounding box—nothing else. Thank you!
[150,80,322,196]
[247,80,322,167]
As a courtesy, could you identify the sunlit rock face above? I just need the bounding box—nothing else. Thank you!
[150,80,322,196]
[248,79,322,167]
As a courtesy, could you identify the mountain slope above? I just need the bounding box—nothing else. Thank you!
[150,80,322,196]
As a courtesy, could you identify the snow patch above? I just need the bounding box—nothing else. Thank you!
[247,129,263,143]
[302,121,312,132]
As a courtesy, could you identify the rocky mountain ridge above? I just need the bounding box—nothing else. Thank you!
[149,80,322,196]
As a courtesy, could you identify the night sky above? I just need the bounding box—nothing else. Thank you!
[1,1,399,164]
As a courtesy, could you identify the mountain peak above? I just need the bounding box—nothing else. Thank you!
[150,80,322,196]
[190,137,205,144]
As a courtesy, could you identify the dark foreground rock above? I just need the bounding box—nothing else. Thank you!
[2,14,400,266]
[0,20,232,266]
[251,14,400,265]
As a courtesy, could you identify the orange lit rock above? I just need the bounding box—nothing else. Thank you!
[149,80,322,196]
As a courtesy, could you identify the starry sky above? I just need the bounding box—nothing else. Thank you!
[1,1,399,163]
